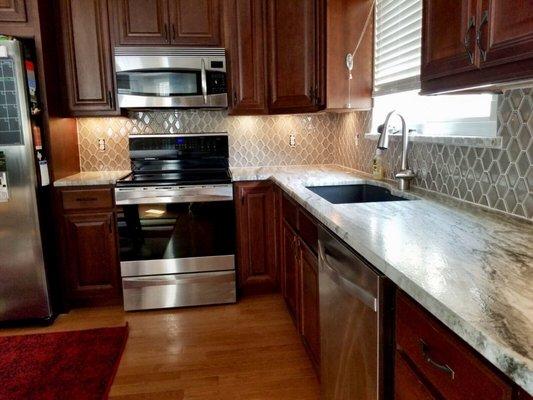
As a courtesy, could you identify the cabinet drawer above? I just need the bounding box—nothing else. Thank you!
[61,188,113,211]
[396,293,513,400]
[282,193,297,229]
[297,208,317,254]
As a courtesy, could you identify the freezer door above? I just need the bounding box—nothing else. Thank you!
[0,39,51,322]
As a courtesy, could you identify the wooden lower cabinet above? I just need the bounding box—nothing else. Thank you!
[395,291,514,400]
[299,240,320,373]
[63,212,121,306]
[281,221,299,322]
[234,181,277,294]
[58,187,121,308]
[395,352,437,400]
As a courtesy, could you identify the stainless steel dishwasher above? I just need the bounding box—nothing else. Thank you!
[318,227,391,400]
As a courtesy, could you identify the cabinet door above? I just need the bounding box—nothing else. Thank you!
[282,222,299,323]
[422,0,478,80]
[267,0,322,114]
[226,0,268,115]
[168,0,221,46]
[299,242,320,373]
[0,0,26,22]
[114,0,170,45]
[478,0,533,68]
[60,0,118,115]
[235,182,277,295]
[326,0,372,110]
[395,353,437,400]
[63,212,121,306]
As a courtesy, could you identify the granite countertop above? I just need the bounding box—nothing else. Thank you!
[53,171,131,187]
[231,164,533,394]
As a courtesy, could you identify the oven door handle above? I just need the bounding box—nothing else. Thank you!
[201,59,208,104]
[116,194,233,205]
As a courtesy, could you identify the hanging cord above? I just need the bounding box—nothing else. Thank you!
[351,0,376,59]
[346,0,376,108]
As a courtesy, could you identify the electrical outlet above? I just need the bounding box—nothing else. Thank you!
[289,133,296,148]
[98,138,106,152]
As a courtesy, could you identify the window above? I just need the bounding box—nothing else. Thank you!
[371,0,497,138]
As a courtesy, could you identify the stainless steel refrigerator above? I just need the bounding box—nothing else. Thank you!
[0,38,52,322]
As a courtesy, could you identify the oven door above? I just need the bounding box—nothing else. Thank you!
[116,185,235,278]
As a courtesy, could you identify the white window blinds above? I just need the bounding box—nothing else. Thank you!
[374,0,422,96]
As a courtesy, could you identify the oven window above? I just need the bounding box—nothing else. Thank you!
[117,70,201,96]
[117,201,235,261]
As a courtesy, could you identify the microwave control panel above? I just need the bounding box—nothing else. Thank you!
[207,71,227,95]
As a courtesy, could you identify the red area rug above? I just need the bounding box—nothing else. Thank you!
[0,325,128,400]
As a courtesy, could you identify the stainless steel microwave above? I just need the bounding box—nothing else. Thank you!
[114,47,227,109]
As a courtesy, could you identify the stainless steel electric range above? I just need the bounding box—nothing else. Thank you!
[115,133,235,311]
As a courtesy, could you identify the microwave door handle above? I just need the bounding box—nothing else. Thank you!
[201,59,208,104]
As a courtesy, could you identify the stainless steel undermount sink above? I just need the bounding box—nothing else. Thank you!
[306,184,411,204]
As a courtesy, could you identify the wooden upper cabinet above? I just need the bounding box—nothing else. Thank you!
[479,0,533,68]
[421,0,533,93]
[226,0,268,115]
[0,0,26,22]
[267,0,324,114]
[235,181,277,295]
[168,0,221,46]
[59,0,118,115]
[114,0,170,45]
[422,0,478,80]
[326,0,373,111]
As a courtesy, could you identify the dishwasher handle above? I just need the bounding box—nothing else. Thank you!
[318,242,378,312]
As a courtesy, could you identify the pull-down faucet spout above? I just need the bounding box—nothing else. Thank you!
[376,110,416,190]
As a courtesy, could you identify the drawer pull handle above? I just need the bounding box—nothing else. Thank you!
[420,340,455,380]
[75,197,98,202]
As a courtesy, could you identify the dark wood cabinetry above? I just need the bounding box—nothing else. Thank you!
[58,187,121,308]
[480,0,533,68]
[299,239,320,372]
[280,192,320,373]
[395,291,514,400]
[0,0,26,21]
[422,0,478,80]
[266,0,325,114]
[225,0,268,115]
[234,181,277,295]
[169,0,221,46]
[63,212,120,306]
[421,0,533,93]
[114,0,169,45]
[111,0,221,46]
[282,221,300,321]
[326,0,373,110]
[59,0,118,115]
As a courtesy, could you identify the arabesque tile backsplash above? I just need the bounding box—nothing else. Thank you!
[77,89,533,220]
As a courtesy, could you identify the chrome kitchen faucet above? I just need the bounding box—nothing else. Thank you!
[377,110,416,191]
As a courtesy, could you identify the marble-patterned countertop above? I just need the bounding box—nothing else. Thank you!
[53,171,131,187]
[231,164,533,394]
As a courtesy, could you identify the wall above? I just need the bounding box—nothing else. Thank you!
[335,89,533,219]
[77,111,339,170]
[76,89,533,220]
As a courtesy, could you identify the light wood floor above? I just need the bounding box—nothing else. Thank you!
[0,294,320,400]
